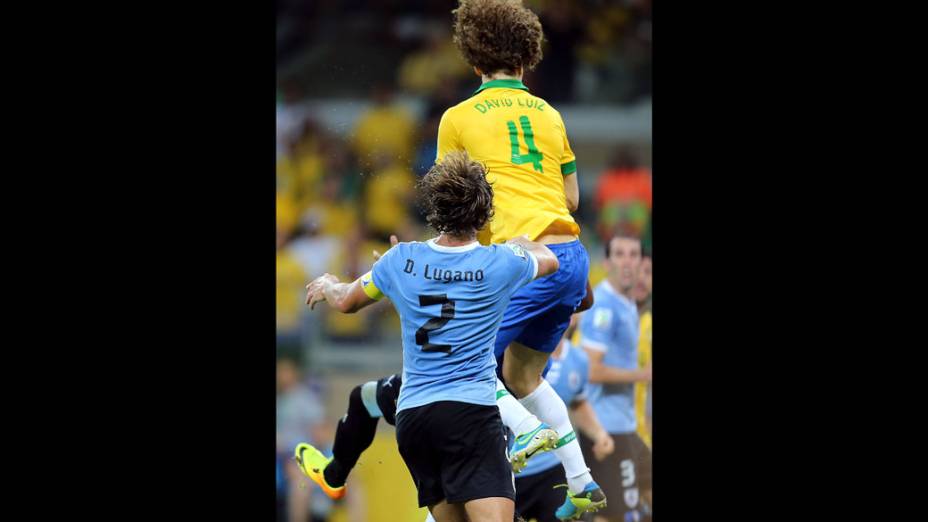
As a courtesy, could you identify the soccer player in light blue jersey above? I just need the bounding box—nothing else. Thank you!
[303,151,559,522]
[579,235,652,522]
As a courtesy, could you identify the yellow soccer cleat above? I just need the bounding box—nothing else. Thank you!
[294,443,346,500]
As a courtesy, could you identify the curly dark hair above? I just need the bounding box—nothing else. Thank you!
[417,151,494,239]
[452,0,544,75]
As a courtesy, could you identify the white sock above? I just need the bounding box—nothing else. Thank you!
[496,378,542,435]
[518,379,594,493]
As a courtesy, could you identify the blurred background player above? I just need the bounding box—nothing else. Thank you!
[302,152,559,522]
[511,313,615,522]
[277,357,328,522]
[579,235,652,522]
[632,253,652,449]
[436,1,604,517]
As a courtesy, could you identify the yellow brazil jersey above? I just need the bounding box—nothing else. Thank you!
[635,309,652,447]
[436,79,580,244]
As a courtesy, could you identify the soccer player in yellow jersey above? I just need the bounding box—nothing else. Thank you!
[633,255,652,448]
[436,1,604,519]
[632,254,653,518]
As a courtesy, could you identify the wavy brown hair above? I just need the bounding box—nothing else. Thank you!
[452,0,544,75]
[417,151,494,239]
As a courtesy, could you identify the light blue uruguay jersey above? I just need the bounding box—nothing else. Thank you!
[579,280,639,434]
[517,340,590,477]
[368,238,538,413]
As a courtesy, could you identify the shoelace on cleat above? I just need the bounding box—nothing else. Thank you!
[552,483,592,499]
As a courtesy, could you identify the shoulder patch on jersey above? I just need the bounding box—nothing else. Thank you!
[593,308,613,329]
[505,243,527,259]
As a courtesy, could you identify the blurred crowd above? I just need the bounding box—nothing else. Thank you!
[277,0,651,105]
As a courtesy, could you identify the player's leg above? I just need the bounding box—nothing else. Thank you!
[497,378,559,472]
[511,352,602,517]
[536,467,571,522]
[492,261,573,475]
[326,382,379,481]
[396,403,449,516]
[496,377,543,436]
[632,434,652,521]
[438,401,516,522]
[515,464,568,522]
[499,241,604,515]
[295,375,399,498]
[580,433,646,522]
[429,499,468,522]
[463,496,515,522]
[329,374,401,485]
[504,337,594,497]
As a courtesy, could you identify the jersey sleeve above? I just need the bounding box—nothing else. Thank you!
[556,112,577,176]
[579,302,613,353]
[436,108,463,162]
[500,243,538,292]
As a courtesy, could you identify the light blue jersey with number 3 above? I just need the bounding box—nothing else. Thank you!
[369,239,538,413]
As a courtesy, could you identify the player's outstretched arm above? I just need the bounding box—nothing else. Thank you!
[305,273,376,314]
[569,399,615,461]
[583,348,652,385]
[505,235,559,278]
[564,173,580,213]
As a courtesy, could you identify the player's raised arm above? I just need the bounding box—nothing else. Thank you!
[305,272,380,314]
[569,399,615,462]
[583,348,651,385]
[505,235,559,278]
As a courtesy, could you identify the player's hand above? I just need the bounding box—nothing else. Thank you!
[305,273,338,310]
[640,363,652,382]
[372,235,399,261]
[592,430,615,461]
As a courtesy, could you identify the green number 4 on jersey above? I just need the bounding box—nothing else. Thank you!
[507,115,543,173]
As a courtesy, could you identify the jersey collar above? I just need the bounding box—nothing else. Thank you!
[426,238,480,253]
[473,79,530,95]
[602,279,636,309]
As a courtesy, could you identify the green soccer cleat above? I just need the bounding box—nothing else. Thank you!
[509,423,559,473]
[554,481,608,520]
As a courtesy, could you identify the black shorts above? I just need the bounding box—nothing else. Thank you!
[514,465,566,522]
[395,400,515,508]
[580,432,652,519]
[374,374,402,426]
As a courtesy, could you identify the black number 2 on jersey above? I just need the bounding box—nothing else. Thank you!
[416,294,455,354]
